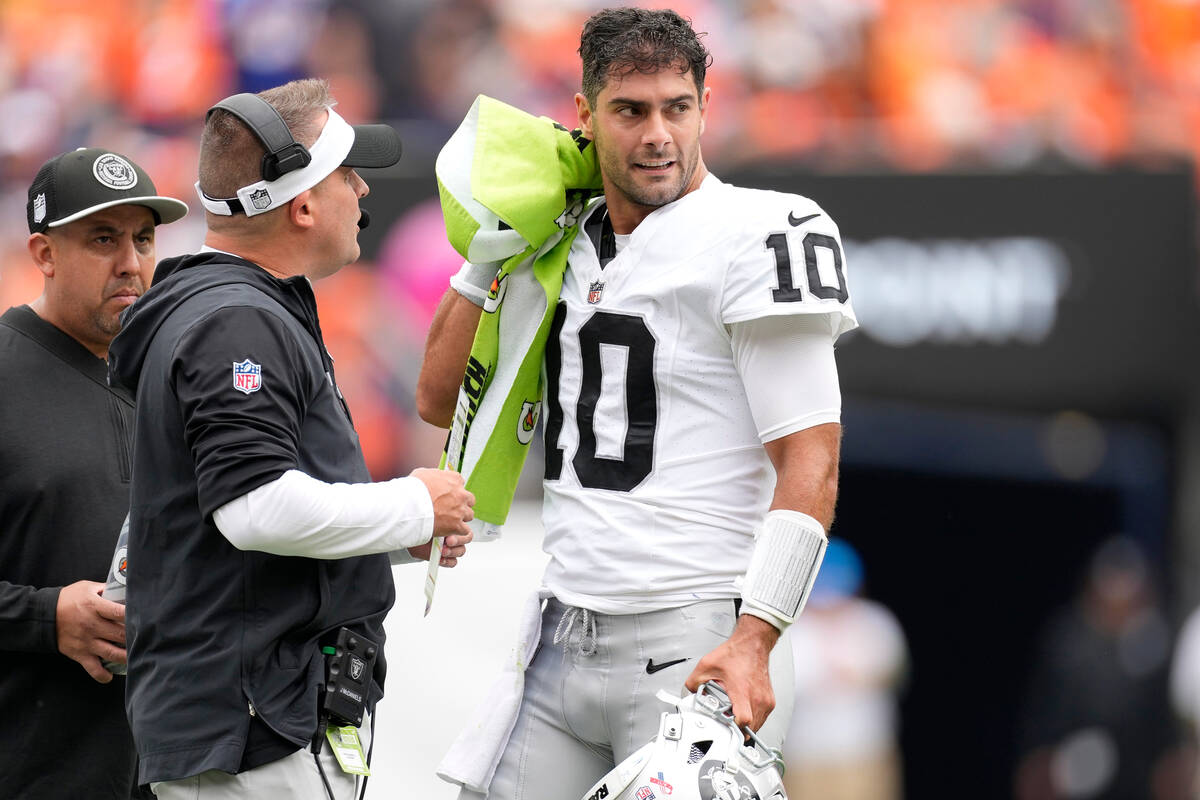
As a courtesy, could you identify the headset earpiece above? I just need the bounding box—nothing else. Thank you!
[207,93,312,182]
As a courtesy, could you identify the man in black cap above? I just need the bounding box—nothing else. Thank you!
[0,147,188,798]
[108,78,475,798]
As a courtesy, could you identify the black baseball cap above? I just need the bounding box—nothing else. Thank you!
[27,147,189,234]
[341,124,403,170]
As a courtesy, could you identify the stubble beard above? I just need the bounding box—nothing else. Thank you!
[598,132,699,212]
[94,281,142,344]
[91,308,122,348]
[622,155,694,210]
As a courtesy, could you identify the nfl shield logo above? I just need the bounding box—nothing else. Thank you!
[232,359,262,394]
[636,788,655,800]
[588,281,605,304]
[250,188,272,210]
[33,193,47,223]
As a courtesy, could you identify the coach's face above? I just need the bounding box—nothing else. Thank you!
[577,62,710,231]
[28,204,155,359]
[308,165,369,280]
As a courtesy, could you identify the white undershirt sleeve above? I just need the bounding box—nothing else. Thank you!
[213,469,433,564]
[731,313,842,442]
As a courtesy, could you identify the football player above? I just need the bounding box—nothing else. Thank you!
[418,8,857,799]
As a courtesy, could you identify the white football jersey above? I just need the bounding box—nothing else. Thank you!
[541,175,857,613]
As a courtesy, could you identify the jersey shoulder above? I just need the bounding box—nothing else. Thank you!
[715,184,856,335]
[719,184,841,238]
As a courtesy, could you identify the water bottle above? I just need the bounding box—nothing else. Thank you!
[102,514,129,675]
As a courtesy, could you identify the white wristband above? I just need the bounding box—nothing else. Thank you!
[449,260,500,307]
[740,509,828,631]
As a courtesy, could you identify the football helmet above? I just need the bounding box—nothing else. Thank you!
[578,682,787,800]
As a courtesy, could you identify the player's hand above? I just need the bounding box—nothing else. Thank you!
[684,614,780,732]
[410,468,475,538]
[407,526,474,568]
[56,580,127,684]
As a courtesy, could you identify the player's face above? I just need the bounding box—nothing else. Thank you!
[32,204,155,358]
[577,64,710,231]
[310,165,369,279]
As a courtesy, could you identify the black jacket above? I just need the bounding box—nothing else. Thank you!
[0,305,142,799]
[108,253,394,783]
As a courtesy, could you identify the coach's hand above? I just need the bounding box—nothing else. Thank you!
[411,468,475,539]
[407,526,475,568]
[684,614,780,732]
[56,580,127,684]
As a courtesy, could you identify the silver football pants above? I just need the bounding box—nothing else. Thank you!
[460,597,794,800]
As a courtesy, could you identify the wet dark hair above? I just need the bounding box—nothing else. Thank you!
[579,7,711,105]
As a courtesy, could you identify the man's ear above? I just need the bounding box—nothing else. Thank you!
[27,233,55,278]
[575,93,594,140]
[699,86,711,136]
[288,189,317,230]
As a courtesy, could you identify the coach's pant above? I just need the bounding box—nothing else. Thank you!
[150,714,372,800]
[460,597,794,800]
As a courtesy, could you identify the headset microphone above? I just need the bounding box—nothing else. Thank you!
[357,209,370,230]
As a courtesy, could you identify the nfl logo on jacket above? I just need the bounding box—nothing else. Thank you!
[232,358,262,394]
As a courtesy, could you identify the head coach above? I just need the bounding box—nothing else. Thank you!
[108,78,475,798]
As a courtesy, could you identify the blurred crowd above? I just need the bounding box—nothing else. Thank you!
[5,0,1200,477]
[5,0,1200,184]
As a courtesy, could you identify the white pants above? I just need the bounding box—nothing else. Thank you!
[461,598,794,800]
[151,715,372,800]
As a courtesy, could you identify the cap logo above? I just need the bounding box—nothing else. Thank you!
[92,154,139,190]
[249,188,272,210]
[32,193,46,223]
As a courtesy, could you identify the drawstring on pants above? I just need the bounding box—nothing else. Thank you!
[553,606,597,656]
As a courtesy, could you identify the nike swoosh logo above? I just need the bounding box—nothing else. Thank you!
[788,212,820,227]
[645,657,689,675]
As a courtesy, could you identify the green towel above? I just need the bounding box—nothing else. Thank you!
[435,95,601,528]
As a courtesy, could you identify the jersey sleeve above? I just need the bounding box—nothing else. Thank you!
[720,193,858,340]
[171,306,315,519]
[731,314,842,443]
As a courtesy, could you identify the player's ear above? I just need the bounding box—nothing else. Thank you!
[576,93,594,140]
[288,189,317,231]
[699,86,711,136]
[27,233,55,277]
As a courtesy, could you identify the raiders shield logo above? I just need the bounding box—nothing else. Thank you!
[516,400,541,445]
[588,281,605,304]
[349,656,365,681]
[92,154,138,190]
[250,188,272,210]
[232,358,263,394]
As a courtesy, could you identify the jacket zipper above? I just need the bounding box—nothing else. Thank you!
[108,396,132,482]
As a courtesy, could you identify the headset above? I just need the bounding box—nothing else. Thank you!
[208,93,312,182]
[203,93,370,228]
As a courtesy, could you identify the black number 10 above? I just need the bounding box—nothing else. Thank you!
[768,231,848,304]
[544,304,657,492]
